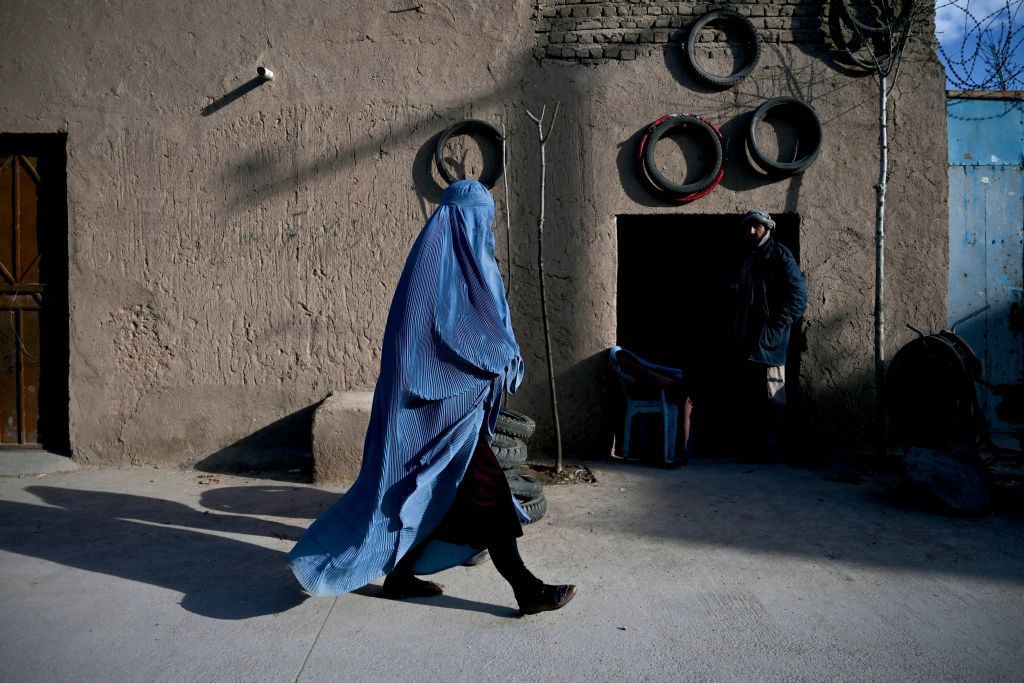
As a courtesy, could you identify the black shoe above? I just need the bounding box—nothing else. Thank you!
[516,584,578,615]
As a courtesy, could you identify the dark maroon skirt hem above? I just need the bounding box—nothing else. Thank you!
[431,430,523,547]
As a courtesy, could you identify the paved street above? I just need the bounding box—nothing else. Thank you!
[1,457,1022,682]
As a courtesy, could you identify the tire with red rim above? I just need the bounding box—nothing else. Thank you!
[638,113,726,203]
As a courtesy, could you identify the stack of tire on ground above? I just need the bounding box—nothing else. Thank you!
[494,409,546,524]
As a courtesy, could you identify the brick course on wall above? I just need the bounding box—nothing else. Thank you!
[533,0,826,61]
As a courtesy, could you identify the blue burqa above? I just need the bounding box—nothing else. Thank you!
[286,180,525,596]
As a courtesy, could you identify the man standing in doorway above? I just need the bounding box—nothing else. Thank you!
[734,210,807,459]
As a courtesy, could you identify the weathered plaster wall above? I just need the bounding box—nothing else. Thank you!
[507,37,947,455]
[0,1,947,465]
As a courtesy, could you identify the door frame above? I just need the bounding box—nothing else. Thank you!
[0,133,70,452]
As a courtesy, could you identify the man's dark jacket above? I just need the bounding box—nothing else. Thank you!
[736,237,807,367]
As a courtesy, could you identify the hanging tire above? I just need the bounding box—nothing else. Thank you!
[495,437,528,470]
[825,1,901,73]
[496,408,536,440]
[837,0,911,35]
[516,491,547,524]
[686,9,762,89]
[747,97,823,175]
[433,119,505,189]
[507,473,544,499]
[638,113,726,202]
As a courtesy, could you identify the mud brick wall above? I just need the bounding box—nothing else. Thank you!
[2,0,947,465]
[534,0,827,61]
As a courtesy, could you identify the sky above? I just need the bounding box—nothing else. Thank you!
[934,0,1024,89]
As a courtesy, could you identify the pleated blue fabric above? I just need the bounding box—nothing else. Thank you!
[286,180,524,596]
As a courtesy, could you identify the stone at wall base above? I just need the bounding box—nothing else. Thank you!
[904,445,990,515]
[312,391,374,486]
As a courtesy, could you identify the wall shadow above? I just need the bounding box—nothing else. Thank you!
[581,459,1024,584]
[716,110,792,192]
[195,401,321,479]
[200,484,341,519]
[411,128,447,210]
[200,77,268,117]
[615,125,667,207]
[224,81,526,211]
[1,486,311,619]
[557,349,618,460]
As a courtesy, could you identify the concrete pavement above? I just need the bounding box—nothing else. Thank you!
[1,456,1022,682]
[0,450,79,477]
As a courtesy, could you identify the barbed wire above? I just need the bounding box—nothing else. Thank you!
[936,0,1024,90]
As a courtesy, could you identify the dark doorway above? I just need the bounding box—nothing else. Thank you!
[616,213,801,454]
[0,134,70,452]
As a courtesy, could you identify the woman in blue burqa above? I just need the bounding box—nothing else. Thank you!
[286,180,576,615]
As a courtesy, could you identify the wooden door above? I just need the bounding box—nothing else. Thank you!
[1,152,44,445]
[0,135,67,450]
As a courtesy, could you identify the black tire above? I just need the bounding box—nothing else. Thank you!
[835,34,890,72]
[748,97,823,175]
[837,0,911,35]
[491,431,517,450]
[494,437,528,470]
[886,334,981,449]
[686,9,762,89]
[516,491,547,524]
[496,408,536,440]
[507,473,544,499]
[434,119,505,189]
[642,114,724,196]
[937,331,983,379]
[826,0,903,73]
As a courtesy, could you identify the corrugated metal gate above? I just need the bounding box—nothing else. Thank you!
[947,94,1024,435]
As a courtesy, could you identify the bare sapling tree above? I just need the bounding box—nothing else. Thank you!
[830,0,919,458]
[833,0,1023,458]
[501,122,513,295]
[525,101,564,472]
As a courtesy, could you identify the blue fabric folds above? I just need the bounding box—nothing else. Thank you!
[286,180,524,596]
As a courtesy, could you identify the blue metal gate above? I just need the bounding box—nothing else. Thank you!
[947,94,1024,436]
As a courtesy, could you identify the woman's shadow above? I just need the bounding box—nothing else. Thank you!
[2,486,309,620]
[0,484,523,619]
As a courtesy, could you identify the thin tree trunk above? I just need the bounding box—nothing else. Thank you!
[536,135,563,472]
[500,123,512,406]
[526,104,564,473]
[841,0,913,461]
[501,122,512,295]
[875,72,888,460]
